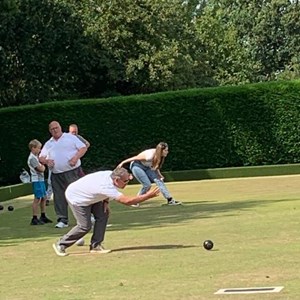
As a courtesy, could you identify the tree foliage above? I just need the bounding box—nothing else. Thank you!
[0,0,113,106]
[77,0,214,94]
[195,0,300,84]
[0,0,300,106]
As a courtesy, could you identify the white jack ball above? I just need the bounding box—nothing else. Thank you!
[76,238,85,246]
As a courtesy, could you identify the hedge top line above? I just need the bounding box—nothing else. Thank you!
[1,79,299,113]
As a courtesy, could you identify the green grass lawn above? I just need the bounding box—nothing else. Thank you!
[1,175,300,300]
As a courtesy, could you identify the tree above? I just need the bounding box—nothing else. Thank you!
[0,0,112,107]
[0,0,19,106]
[79,0,215,94]
[195,0,300,85]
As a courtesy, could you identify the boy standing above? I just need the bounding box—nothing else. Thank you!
[27,139,53,225]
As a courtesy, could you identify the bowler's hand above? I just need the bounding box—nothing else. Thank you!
[104,201,110,217]
[145,187,160,199]
[69,157,78,167]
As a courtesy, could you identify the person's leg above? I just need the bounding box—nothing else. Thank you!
[146,169,181,205]
[154,178,181,205]
[31,198,43,225]
[129,163,153,207]
[90,201,108,249]
[130,163,152,195]
[153,178,172,199]
[143,169,171,199]
[52,167,83,226]
[46,170,53,205]
[34,180,53,223]
[51,172,69,225]
[39,198,53,223]
[31,182,44,225]
[32,193,39,218]
[59,204,92,249]
[40,198,46,214]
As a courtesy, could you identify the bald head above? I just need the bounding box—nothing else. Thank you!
[69,124,78,135]
[49,121,63,140]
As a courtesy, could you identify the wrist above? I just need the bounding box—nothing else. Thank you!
[138,194,146,202]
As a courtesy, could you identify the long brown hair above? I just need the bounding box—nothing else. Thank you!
[152,142,168,170]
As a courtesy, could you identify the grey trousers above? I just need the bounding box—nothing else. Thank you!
[51,167,83,224]
[59,201,108,249]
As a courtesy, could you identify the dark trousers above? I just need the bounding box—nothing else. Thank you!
[51,167,83,224]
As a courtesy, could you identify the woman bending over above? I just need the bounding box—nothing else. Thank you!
[118,142,181,206]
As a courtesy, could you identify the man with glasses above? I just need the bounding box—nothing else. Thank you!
[52,167,160,256]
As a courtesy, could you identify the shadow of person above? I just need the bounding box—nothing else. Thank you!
[112,244,197,252]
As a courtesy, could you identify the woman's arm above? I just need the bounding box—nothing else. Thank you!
[117,152,147,168]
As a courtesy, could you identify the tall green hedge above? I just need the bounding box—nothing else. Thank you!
[1,80,300,185]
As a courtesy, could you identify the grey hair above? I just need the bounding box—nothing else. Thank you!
[111,167,129,179]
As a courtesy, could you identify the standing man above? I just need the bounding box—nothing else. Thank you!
[46,123,90,206]
[52,167,160,256]
[39,121,88,228]
[68,123,90,148]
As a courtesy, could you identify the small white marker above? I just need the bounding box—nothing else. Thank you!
[215,286,284,295]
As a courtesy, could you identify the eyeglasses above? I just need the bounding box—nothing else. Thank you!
[50,126,59,131]
[118,174,133,184]
[120,179,130,184]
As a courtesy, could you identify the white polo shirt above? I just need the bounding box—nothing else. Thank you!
[40,133,86,174]
[65,171,123,206]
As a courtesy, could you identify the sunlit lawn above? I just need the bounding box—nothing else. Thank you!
[1,175,300,299]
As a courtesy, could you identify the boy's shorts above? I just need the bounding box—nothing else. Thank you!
[32,181,46,199]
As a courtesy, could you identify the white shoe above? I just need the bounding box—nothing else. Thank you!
[131,203,140,208]
[52,243,68,256]
[167,199,182,206]
[55,221,69,228]
[90,245,111,254]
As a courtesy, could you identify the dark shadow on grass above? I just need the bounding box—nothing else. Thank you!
[1,197,300,244]
[62,244,197,256]
[112,244,196,252]
[108,197,300,232]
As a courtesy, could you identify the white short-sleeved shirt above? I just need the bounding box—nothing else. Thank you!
[40,133,86,174]
[27,152,44,182]
[140,149,156,167]
[65,171,123,206]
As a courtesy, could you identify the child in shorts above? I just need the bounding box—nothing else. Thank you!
[27,139,53,225]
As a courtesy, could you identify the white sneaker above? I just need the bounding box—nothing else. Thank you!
[55,221,69,228]
[52,243,68,256]
[90,245,111,254]
[131,203,140,208]
[167,199,182,206]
